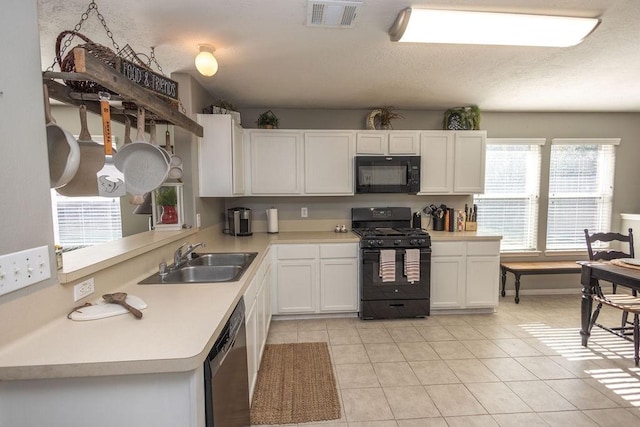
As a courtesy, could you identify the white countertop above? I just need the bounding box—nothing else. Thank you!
[0,230,496,381]
[0,232,358,381]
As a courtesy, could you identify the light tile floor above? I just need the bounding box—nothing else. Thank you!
[254,295,640,426]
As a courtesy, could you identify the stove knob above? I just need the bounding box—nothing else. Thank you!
[394,239,401,246]
[410,239,417,245]
[377,240,384,246]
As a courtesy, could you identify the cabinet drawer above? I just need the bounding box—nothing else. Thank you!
[320,243,358,259]
[467,240,500,256]
[277,244,319,260]
[431,241,465,256]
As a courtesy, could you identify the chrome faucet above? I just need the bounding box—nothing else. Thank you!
[173,242,206,269]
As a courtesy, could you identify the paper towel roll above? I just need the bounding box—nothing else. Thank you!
[266,208,279,233]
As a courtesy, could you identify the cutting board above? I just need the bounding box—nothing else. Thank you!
[69,295,148,321]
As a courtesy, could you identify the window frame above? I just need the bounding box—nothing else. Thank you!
[545,138,620,252]
[475,138,545,252]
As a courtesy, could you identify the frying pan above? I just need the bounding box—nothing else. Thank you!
[123,117,145,205]
[56,105,105,196]
[114,107,169,197]
[43,84,80,188]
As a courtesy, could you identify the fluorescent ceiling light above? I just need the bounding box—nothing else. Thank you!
[389,8,600,47]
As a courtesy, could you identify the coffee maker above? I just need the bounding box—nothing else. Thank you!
[227,207,252,236]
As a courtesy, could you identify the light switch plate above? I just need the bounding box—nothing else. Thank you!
[0,246,51,296]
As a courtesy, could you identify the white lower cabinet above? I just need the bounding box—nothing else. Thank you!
[430,240,500,310]
[465,242,500,308]
[274,243,358,315]
[431,256,465,309]
[244,249,273,401]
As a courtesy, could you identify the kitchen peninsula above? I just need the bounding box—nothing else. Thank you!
[0,227,499,427]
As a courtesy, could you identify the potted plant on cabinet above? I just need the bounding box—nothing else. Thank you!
[256,110,279,129]
[366,106,403,130]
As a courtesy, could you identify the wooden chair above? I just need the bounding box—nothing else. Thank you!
[584,228,640,366]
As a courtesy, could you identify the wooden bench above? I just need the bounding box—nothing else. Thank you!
[500,261,581,304]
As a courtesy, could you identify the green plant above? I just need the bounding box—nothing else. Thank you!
[256,110,279,128]
[443,105,481,130]
[155,187,177,206]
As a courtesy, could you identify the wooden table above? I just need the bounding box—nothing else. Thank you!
[579,261,640,346]
[500,261,581,303]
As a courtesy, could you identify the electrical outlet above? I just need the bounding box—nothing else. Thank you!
[301,207,308,218]
[196,213,201,228]
[74,278,95,302]
[0,246,51,296]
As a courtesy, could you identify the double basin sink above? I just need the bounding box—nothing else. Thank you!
[139,252,257,284]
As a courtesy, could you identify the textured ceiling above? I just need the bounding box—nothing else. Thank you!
[37,0,640,112]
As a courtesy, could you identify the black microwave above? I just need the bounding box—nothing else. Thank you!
[355,156,421,194]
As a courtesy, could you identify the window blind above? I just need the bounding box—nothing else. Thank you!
[51,191,122,247]
[546,139,619,250]
[474,139,543,251]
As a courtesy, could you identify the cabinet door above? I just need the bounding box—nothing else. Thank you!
[465,256,500,308]
[276,260,317,313]
[232,122,245,195]
[250,131,302,194]
[430,257,465,309]
[320,258,358,312]
[356,132,386,154]
[389,132,419,154]
[257,263,272,360]
[453,131,486,194]
[245,298,258,401]
[197,114,240,197]
[304,132,354,195]
[420,132,454,193]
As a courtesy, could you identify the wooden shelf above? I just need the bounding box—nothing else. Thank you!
[43,47,203,137]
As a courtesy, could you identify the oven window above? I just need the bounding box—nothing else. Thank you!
[359,166,407,186]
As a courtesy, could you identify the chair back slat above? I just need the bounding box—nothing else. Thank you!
[584,228,635,261]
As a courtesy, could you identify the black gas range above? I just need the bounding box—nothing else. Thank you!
[352,208,431,320]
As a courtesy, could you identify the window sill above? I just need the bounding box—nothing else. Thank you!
[500,251,542,258]
[58,228,198,284]
[544,250,589,257]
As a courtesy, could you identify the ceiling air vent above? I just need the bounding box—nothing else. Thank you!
[307,0,362,28]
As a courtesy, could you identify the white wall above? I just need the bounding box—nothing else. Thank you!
[0,0,58,301]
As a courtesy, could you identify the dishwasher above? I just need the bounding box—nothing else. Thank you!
[204,297,250,427]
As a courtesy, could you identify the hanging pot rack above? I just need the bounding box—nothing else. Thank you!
[41,1,202,136]
[43,48,203,137]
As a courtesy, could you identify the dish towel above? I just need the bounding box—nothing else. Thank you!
[404,249,421,283]
[379,249,396,282]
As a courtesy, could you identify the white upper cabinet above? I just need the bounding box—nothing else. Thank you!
[248,130,303,195]
[304,131,355,195]
[356,131,419,155]
[356,132,386,154]
[197,114,245,197]
[419,130,486,195]
[453,131,486,194]
[389,132,420,154]
[420,131,454,194]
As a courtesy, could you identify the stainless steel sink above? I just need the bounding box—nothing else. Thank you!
[189,252,256,267]
[138,252,257,284]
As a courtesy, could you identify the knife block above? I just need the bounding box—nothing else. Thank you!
[465,221,477,231]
